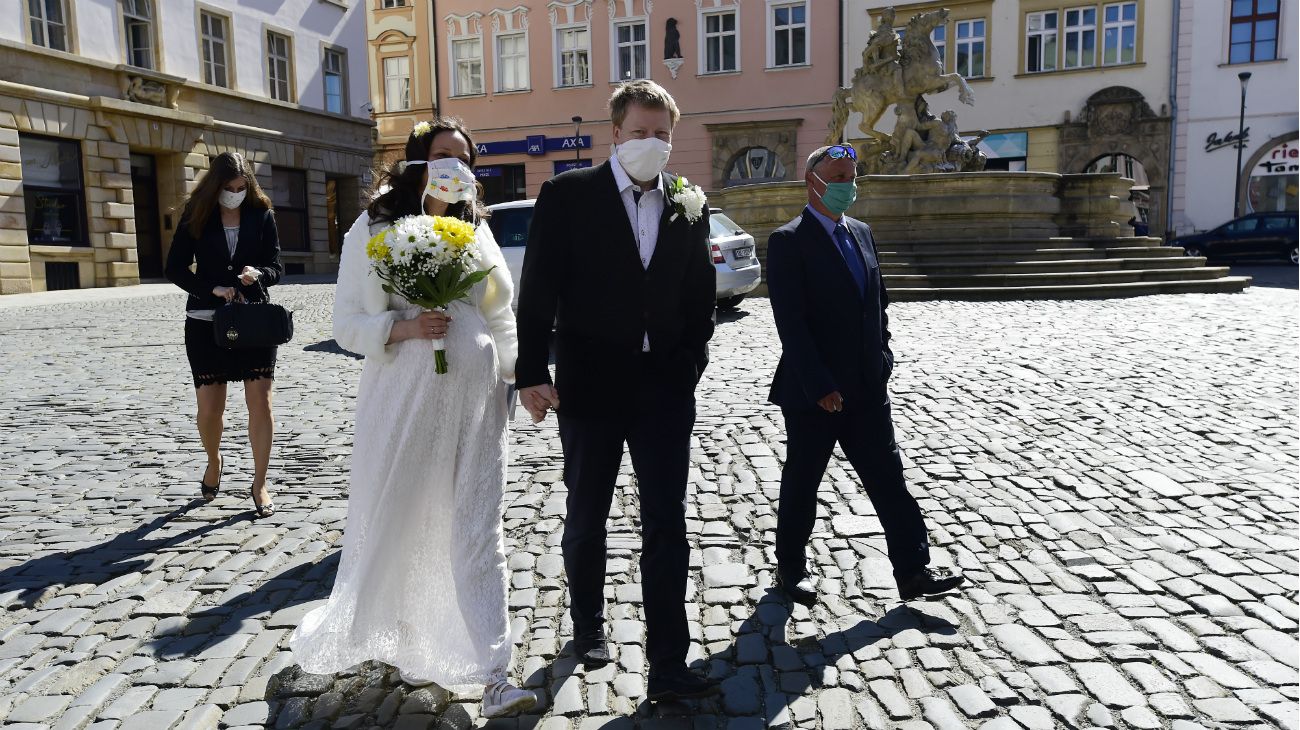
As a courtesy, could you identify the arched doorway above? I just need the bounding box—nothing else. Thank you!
[1085,153,1150,234]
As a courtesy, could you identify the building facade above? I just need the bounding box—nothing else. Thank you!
[424,0,839,202]
[1170,0,1297,236]
[845,0,1174,234]
[1,0,374,294]
[366,0,440,162]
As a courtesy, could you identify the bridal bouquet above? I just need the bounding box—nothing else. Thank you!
[366,214,492,374]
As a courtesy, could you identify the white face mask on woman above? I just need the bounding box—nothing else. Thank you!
[219,189,246,209]
[402,158,477,207]
[614,138,672,183]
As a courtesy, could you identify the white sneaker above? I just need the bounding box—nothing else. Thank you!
[399,669,436,687]
[481,680,537,718]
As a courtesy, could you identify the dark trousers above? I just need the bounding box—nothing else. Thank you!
[776,392,931,580]
[557,362,694,674]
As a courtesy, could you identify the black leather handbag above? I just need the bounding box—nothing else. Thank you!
[213,283,293,349]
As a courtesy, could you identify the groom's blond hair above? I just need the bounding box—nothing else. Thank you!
[609,80,680,128]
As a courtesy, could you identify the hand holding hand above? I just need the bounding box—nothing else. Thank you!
[818,391,844,413]
[238,266,262,286]
[520,384,560,423]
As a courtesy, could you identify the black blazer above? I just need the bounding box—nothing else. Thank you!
[516,161,716,417]
[767,208,894,410]
[165,206,283,312]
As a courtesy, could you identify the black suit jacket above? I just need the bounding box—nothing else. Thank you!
[767,209,894,410]
[516,161,716,417]
[165,206,283,312]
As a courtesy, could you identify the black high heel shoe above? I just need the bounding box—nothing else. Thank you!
[250,484,275,518]
[200,458,222,502]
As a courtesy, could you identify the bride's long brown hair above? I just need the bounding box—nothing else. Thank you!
[180,152,272,238]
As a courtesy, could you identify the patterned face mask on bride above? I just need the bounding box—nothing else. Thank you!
[401,158,478,206]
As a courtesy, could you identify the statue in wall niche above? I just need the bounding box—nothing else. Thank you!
[663,18,685,79]
[829,6,986,174]
[664,18,682,59]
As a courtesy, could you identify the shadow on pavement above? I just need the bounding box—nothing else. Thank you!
[0,504,242,608]
[144,550,341,661]
[628,589,959,725]
[303,339,363,359]
[1229,262,1298,290]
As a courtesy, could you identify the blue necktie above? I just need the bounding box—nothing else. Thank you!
[833,224,867,295]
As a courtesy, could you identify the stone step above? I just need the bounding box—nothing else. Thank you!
[877,246,1186,262]
[880,257,1205,275]
[886,276,1253,301]
[884,267,1234,289]
[875,236,1166,254]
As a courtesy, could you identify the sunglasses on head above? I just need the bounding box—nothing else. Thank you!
[812,144,858,169]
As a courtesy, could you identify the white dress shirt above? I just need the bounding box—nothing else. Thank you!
[609,153,665,352]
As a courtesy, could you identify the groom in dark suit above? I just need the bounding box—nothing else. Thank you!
[766,145,964,606]
[515,81,718,700]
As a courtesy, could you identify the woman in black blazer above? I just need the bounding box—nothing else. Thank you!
[165,151,283,517]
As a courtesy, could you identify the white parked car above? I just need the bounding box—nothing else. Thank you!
[485,200,762,310]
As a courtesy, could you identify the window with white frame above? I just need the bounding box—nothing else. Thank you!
[556,26,590,86]
[323,48,346,114]
[382,0,406,7]
[614,20,648,81]
[28,0,70,52]
[496,33,529,90]
[1101,2,1137,65]
[704,10,739,73]
[932,24,946,67]
[383,56,410,111]
[770,2,807,67]
[955,18,985,78]
[452,37,484,95]
[266,30,293,101]
[1026,11,1058,72]
[122,0,155,69]
[1064,7,1097,68]
[200,11,230,87]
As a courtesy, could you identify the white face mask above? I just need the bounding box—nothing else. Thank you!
[403,158,477,206]
[615,138,672,183]
[219,189,246,210]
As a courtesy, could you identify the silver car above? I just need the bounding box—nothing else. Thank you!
[485,200,762,310]
[708,208,761,310]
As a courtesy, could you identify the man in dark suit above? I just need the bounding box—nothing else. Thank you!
[766,144,964,606]
[515,80,718,701]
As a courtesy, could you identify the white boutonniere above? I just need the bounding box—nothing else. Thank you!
[667,177,707,224]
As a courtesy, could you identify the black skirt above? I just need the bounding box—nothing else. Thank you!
[184,317,278,388]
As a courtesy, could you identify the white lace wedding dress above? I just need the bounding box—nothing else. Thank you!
[289,211,518,691]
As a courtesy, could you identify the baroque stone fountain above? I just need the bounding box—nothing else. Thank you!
[708,6,1250,299]
[827,6,987,174]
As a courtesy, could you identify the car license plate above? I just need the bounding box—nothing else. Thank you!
[733,247,752,259]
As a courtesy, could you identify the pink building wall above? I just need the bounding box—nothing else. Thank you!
[435,0,838,199]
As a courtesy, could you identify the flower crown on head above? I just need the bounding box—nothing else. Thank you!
[412,121,432,137]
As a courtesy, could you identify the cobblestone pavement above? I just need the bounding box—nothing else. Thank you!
[0,284,1296,730]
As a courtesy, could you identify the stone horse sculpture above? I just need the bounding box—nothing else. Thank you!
[827,8,975,145]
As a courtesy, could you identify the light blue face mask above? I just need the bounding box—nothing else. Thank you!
[813,172,858,215]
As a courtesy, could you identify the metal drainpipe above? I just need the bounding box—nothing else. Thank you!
[839,1,846,87]
[1164,0,1180,241]
[430,0,441,118]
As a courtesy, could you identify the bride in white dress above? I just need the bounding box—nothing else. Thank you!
[290,119,535,718]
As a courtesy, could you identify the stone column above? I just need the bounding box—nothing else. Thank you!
[0,116,32,294]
